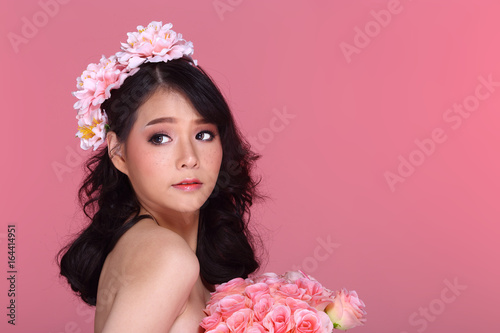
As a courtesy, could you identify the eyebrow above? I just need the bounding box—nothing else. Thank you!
[145,117,210,127]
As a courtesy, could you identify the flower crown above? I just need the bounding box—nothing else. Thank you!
[72,21,196,150]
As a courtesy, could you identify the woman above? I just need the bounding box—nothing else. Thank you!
[58,21,263,332]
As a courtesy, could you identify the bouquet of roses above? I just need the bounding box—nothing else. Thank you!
[201,271,366,333]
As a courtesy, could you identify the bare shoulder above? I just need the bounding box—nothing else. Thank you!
[113,218,199,274]
[99,219,199,333]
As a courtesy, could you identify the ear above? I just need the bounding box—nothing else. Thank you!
[107,131,129,176]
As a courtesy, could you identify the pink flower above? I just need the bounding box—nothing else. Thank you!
[276,283,304,300]
[317,311,334,333]
[204,301,219,317]
[206,323,230,333]
[116,21,194,69]
[295,278,323,297]
[206,278,249,312]
[293,308,325,333]
[253,294,274,322]
[73,55,132,111]
[72,55,137,151]
[216,277,248,294]
[245,283,270,303]
[218,294,251,320]
[76,109,108,150]
[277,297,309,313]
[226,308,254,333]
[296,278,333,311]
[72,21,196,151]
[283,271,305,283]
[201,271,367,333]
[76,103,100,124]
[201,312,222,331]
[253,273,286,285]
[93,55,138,106]
[262,304,293,333]
[247,323,267,333]
[325,289,367,330]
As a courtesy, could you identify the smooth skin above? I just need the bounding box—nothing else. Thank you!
[94,88,223,333]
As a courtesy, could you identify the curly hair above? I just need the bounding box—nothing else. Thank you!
[57,58,263,306]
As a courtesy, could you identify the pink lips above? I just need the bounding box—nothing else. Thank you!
[172,178,202,191]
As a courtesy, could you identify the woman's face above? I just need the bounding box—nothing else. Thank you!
[113,88,223,217]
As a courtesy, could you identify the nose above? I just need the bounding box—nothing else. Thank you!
[175,137,199,169]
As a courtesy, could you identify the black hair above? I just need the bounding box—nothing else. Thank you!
[57,58,263,306]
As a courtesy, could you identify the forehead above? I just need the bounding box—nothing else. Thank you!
[135,88,202,124]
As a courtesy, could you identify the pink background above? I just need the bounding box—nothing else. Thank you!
[1,0,498,332]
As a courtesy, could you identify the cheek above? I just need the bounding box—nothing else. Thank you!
[126,144,171,184]
[197,145,223,189]
[205,145,223,173]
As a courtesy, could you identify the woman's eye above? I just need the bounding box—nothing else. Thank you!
[196,131,216,141]
[149,134,171,145]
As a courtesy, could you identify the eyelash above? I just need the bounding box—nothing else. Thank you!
[149,130,217,145]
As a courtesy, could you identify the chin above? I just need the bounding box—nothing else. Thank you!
[172,200,207,214]
[175,206,202,214]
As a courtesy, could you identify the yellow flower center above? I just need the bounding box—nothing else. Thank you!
[78,119,101,140]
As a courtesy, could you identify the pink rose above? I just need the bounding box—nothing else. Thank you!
[253,273,288,294]
[216,278,248,294]
[309,296,334,313]
[245,283,270,303]
[295,278,334,311]
[276,283,304,300]
[295,278,323,297]
[262,304,293,333]
[218,294,251,319]
[206,323,230,333]
[200,312,222,331]
[253,294,274,321]
[226,308,254,333]
[202,272,366,333]
[277,297,309,313]
[207,278,249,308]
[293,308,324,333]
[317,311,334,333]
[247,322,267,333]
[325,289,367,330]
[204,300,219,317]
[313,286,335,312]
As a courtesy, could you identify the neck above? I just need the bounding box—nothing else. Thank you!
[140,207,200,252]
